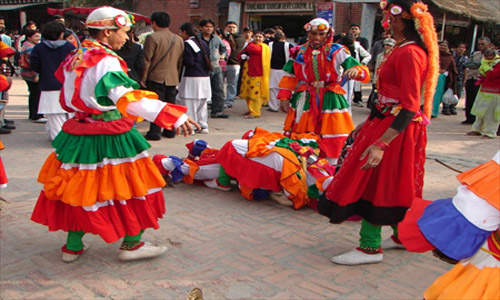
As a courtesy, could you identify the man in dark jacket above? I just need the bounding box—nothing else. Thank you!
[141,12,184,140]
[30,21,75,140]
[200,19,228,118]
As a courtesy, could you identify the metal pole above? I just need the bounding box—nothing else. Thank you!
[440,12,446,40]
[471,24,479,53]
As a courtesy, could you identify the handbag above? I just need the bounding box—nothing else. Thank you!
[18,53,30,69]
[442,88,459,105]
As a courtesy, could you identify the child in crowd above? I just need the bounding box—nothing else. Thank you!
[467,49,500,138]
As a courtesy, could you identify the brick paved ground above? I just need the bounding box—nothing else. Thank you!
[1,79,498,299]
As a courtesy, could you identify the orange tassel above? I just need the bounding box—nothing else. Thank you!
[410,2,439,119]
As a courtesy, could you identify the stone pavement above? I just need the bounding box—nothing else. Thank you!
[0,78,498,299]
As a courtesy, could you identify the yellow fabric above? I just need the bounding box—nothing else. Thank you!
[424,263,499,300]
[457,160,500,210]
[239,43,271,105]
[246,99,262,117]
[260,43,271,104]
[38,152,166,206]
[116,90,159,122]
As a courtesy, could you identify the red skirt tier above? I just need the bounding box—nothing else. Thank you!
[318,114,427,225]
[31,190,165,243]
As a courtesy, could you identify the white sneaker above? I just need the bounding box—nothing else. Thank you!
[61,243,89,263]
[118,242,168,261]
[203,179,231,191]
[353,102,364,107]
[330,248,383,265]
[381,236,406,250]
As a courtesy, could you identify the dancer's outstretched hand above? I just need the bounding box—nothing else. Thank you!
[177,116,201,137]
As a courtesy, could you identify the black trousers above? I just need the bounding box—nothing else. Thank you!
[26,80,43,120]
[145,80,177,138]
[353,91,363,103]
[464,79,480,123]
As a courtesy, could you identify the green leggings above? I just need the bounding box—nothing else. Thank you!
[359,219,398,249]
[217,166,231,186]
[66,230,143,251]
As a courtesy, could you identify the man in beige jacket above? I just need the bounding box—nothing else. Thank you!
[141,11,184,140]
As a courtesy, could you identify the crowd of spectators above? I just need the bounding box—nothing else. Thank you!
[0,12,499,138]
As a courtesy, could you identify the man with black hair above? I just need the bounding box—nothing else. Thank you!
[348,24,369,51]
[141,11,185,140]
[199,19,228,119]
[263,28,276,44]
[223,21,245,109]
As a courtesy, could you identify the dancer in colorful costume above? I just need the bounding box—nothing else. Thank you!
[398,152,499,299]
[153,129,336,209]
[277,18,370,165]
[30,7,199,263]
[318,0,439,265]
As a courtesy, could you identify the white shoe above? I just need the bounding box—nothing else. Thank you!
[203,179,231,191]
[330,248,383,265]
[118,242,168,261]
[353,102,364,107]
[61,243,89,263]
[381,236,406,250]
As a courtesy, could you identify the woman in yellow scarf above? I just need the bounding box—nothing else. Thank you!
[238,31,270,118]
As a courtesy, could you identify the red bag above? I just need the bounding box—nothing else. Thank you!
[18,53,30,69]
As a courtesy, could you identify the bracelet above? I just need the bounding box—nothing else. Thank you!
[372,140,389,150]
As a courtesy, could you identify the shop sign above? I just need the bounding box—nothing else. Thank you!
[317,2,334,25]
[245,2,314,12]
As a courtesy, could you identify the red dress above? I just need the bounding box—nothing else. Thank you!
[318,42,429,225]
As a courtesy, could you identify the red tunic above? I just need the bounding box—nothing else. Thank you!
[318,42,429,225]
[238,43,263,76]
